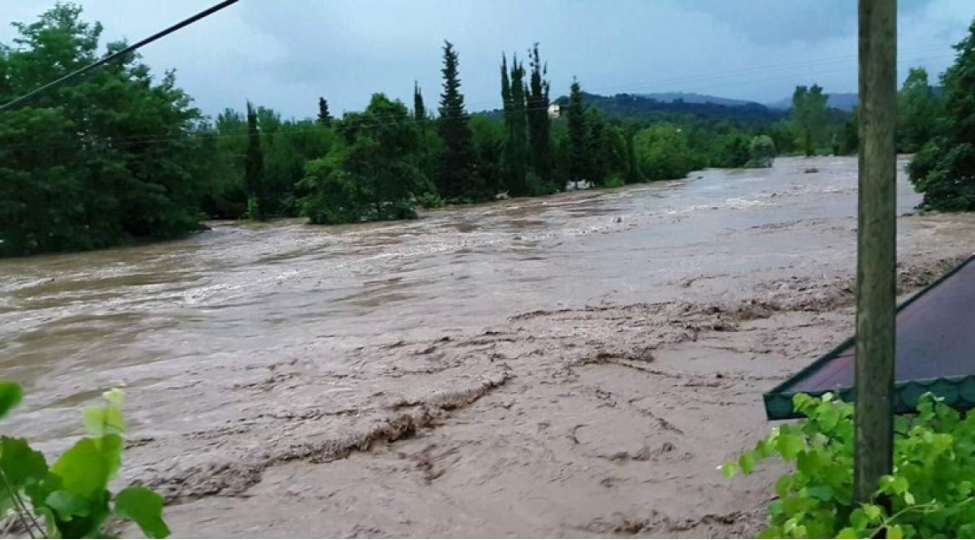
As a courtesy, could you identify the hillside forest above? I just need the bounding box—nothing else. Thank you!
[0,3,969,258]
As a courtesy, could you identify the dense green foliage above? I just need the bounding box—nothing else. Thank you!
[0,381,170,538]
[297,94,432,224]
[908,20,975,212]
[6,2,913,259]
[724,393,975,539]
[0,4,208,257]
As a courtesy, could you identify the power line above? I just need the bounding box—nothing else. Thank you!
[0,0,240,113]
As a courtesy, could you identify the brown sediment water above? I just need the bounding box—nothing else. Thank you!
[2,156,974,537]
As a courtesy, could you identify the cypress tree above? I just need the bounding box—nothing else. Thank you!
[436,40,480,200]
[500,54,512,193]
[526,43,553,187]
[244,101,266,220]
[413,81,426,122]
[567,79,588,183]
[505,55,529,196]
[317,97,332,127]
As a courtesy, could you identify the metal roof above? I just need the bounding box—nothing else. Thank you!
[764,253,975,420]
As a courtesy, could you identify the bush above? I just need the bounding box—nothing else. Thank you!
[526,172,558,197]
[723,392,975,539]
[416,192,445,209]
[604,175,625,188]
[0,381,170,538]
[748,135,777,168]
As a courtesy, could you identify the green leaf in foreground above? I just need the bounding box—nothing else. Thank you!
[0,381,23,419]
[51,437,114,502]
[0,436,48,487]
[114,486,171,539]
[46,489,92,521]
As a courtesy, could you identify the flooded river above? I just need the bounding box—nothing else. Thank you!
[2,156,974,537]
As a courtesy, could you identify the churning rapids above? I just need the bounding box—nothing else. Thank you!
[2,156,975,538]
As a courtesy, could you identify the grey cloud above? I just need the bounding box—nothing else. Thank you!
[2,1,973,119]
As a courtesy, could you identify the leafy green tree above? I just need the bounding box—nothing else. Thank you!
[469,114,507,196]
[567,79,588,183]
[897,67,941,154]
[767,121,799,156]
[298,94,430,224]
[791,84,829,157]
[436,40,481,201]
[198,109,248,219]
[633,124,693,181]
[909,19,975,211]
[0,3,207,257]
[526,43,553,187]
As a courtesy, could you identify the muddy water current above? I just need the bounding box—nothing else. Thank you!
[2,156,975,537]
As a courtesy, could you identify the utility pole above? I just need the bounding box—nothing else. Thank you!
[854,0,897,504]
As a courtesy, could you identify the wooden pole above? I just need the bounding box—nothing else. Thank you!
[855,0,898,504]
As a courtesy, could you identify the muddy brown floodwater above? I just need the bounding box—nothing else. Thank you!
[2,156,975,538]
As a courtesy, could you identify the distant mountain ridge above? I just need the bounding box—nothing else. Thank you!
[635,90,861,112]
[636,92,763,108]
[540,92,789,124]
[481,89,861,124]
[766,93,859,112]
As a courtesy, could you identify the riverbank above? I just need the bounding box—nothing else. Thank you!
[2,156,974,537]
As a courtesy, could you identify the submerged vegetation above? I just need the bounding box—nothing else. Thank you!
[1,3,972,258]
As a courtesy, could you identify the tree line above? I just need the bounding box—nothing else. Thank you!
[3,3,969,258]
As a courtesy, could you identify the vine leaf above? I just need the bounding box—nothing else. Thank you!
[114,486,171,539]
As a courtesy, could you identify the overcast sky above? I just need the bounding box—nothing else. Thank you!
[3,1,973,120]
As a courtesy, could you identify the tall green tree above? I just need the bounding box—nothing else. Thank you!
[244,101,267,220]
[317,97,332,127]
[567,79,588,183]
[413,81,426,122]
[526,43,553,188]
[909,19,975,211]
[501,53,529,196]
[897,67,941,154]
[791,84,829,157]
[436,40,481,201]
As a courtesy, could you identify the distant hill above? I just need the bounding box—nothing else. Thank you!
[480,89,868,125]
[636,92,763,108]
[767,92,859,112]
[551,92,790,124]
